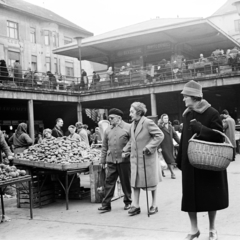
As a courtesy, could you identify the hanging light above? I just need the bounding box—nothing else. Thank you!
[9,126,13,130]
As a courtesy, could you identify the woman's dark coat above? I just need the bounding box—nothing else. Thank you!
[176,106,229,212]
[159,124,180,164]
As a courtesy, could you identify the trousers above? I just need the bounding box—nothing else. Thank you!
[102,162,131,206]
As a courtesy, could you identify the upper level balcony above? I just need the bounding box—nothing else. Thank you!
[1,50,240,102]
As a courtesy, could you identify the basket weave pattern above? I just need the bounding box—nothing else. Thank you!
[188,130,233,171]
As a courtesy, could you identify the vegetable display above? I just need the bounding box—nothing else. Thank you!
[0,164,26,181]
[16,137,101,165]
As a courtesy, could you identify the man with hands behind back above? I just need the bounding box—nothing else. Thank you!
[98,108,132,212]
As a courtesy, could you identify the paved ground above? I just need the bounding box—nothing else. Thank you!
[1,155,240,240]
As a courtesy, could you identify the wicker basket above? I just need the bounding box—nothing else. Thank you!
[188,130,234,171]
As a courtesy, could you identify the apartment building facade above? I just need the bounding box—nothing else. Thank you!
[0,0,93,79]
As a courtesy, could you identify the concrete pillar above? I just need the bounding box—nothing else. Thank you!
[77,102,83,122]
[28,99,35,141]
[150,93,157,116]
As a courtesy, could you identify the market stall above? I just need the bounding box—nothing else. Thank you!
[0,164,33,222]
[13,137,101,210]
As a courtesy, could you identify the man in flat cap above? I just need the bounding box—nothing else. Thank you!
[98,108,132,212]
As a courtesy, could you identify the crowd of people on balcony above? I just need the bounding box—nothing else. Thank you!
[1,46,240,92]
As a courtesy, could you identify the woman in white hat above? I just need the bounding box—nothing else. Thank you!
[176,80,229,240]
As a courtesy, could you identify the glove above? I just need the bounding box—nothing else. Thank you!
[143,147,151,156]
[190,119,202,134]
[122,152,130,158]
[99,163,107,169]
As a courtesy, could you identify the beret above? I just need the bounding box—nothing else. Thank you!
[108,108,123,117]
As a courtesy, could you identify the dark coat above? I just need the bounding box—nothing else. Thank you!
[176,106,229,212]
[52,126,64,138]
[159,124,180,164]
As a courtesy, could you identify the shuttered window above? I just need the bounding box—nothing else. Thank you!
[65,61,74,76]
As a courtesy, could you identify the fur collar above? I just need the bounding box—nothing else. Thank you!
[182,99,211,117]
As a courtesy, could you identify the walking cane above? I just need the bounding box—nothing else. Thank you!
[143,151,150,217]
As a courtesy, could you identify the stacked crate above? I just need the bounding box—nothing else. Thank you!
[17,173,55,208]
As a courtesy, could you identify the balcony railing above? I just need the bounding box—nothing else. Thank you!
[0,53,240,94]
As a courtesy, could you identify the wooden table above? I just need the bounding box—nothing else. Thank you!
[13,159,90,210]
[0,175,33,223]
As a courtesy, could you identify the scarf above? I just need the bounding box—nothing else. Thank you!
[15,123,27,138]
[182,99,211,117]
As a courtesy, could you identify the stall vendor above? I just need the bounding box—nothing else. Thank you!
[42,128,55,142]
[68,125,81,141]
[8,123,33,154]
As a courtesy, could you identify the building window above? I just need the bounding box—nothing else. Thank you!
[64,36,72,45]
[46,57,51,72]
[31,55,37,72]
[7,21,18,39]
[54,58,58,74]
[235,20,240,32]
[44,30,50,45]
[8,51,20,67]
[65,61,74,76]
[52,32,58,47]
[30,27,36,43]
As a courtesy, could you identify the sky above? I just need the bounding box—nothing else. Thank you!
[24,0,228,35]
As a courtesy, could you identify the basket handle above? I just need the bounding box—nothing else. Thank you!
[190,129,233,147]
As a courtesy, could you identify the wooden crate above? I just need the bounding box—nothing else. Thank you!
[17,174,55,208]
[89,164,124,203]
[89,164,105,203]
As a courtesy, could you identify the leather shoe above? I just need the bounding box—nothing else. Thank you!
[128,206,141,215]
[209,230,218,240]
[124,204,131,210]
[184,230,200,240]
[98,206,111,212]
[149,206,158,215]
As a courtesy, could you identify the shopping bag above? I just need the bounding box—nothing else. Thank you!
[158,152,168,170]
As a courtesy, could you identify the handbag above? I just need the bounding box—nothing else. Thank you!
[158,152,168,170]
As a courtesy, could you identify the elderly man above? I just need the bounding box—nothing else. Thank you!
[75,122,89,147]
[52,118,64,138]
[222,109,236,161]
[98,108,132,212]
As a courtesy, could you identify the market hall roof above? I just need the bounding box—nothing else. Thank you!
[0,0,93,36]
[53,17,240,64]
[211,0,237,16]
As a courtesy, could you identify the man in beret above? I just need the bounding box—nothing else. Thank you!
[98,108,132,212]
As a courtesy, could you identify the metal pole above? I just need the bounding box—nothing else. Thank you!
[28,99,35,142]
[143,152,150,217]
[77,102,83,123]
[150,93,157,116]
[78,45,82,76]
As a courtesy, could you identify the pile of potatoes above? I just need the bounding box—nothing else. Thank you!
[17,137,101,165]
[0,164,26,181]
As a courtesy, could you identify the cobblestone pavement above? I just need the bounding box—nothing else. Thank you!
[1,155,240,240]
